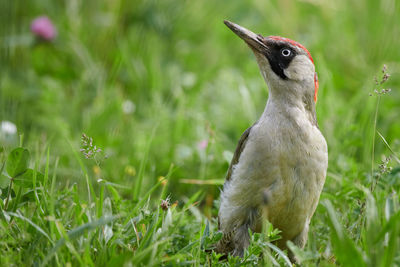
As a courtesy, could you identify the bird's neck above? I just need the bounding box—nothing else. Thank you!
[262,83,318,126]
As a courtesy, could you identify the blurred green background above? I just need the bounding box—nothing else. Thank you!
[1,0,400,218]
[2,0,400,265]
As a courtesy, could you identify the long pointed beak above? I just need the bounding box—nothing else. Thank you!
[224,20,269,53]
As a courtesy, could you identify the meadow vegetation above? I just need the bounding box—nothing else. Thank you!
[1,0,400,266]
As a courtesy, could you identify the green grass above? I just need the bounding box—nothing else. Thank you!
[1,0,400,266]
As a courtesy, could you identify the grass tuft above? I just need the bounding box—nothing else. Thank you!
[1,0,400,265]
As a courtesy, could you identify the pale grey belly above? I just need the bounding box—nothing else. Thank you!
[251,149,325,240]
[222,121,327,238]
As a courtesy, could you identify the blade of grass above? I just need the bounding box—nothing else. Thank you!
[179,178,224,185]
[123,178,165,225]
[44,147,50,187]
[53,220,85,266]
[159,163,174,201]
[322,200,366,266]
[265,242,292,267]
[133,124,158,201]
[67,138,96,212]
[371,95,381,177]
[377,131,400,164]
[131,238,172,264]
[5,211,53,243]
[42,215,119,266]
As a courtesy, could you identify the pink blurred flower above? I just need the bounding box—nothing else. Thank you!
[197,139,208,150]
[31,16,57,41]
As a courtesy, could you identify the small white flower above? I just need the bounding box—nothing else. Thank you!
[0,121,17,135]
[122,100,136,114]
[181,72,197,88]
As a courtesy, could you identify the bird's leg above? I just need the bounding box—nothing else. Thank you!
[232,207,260,257]
[291,223,309,249]
[232,224,250,257]
[287,223,309,263]
[218,203,261,257]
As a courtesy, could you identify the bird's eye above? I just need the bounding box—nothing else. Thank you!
[281,49,291,57]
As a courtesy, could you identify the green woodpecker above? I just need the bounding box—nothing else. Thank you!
[217,20,328,259]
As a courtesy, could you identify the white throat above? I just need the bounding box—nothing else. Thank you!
[261,80,317,126]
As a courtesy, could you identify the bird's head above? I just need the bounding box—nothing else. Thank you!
[224,20,319,103]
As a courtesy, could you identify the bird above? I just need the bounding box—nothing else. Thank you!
[216,20,328,260]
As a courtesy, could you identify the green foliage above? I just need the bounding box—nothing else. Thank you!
[1,0,400,266]
[13,168,44,187]
[0,174,9,189]
[6,148,29,178]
